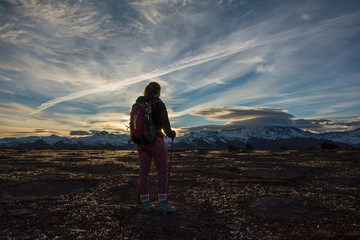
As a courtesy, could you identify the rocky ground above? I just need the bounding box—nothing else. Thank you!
[0,148,359,239]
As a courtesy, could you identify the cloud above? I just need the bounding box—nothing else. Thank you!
[1,1,359,138]
[33,128,59,134]
[11,0,111,39]
[189,106,360,133]
[25,9,359,116]
[0,102,34,113]
[29,10,360,114]
[235,56,265,64]
[142,46,158,53]
[31,38,259,114]
[12,128,61,136]
[256,65,274,73]
[192,106,294,125]
[0,103,15,110]
[301,14,311,20]
[292,119,330,131]
[178,124,229,134]
[0,0,120,89]
[0,103,109,138]
[0,23,28,45]
[342,121,360,127]
[70,130,91,136]
[132,2,164,25]
[313,118,360,132]
[0,74,12,81]
[89,130,111,135]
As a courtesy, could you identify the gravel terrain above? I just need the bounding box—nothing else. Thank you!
[0,149,359,239]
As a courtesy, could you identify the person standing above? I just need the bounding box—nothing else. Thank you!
[135,82,176,213]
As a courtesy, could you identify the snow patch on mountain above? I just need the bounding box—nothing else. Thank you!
[172,126,359,148]
[0,127,359,149]
[219,127,313,142]
[0,131,130,148]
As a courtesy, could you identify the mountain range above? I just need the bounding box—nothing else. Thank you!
[0,127,359,150]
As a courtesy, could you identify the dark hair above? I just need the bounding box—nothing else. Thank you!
[143,82,161,99]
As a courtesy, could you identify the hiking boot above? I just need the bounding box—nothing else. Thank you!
[158,200,176,213]
[142,202,155,213]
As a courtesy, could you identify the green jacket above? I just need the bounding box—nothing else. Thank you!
[135,96,175,138]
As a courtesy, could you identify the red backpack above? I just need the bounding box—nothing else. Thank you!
[130,100,158,144]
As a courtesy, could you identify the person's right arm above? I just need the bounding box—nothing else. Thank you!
[158,101,176,138]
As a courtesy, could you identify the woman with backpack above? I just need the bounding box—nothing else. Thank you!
[133,82,176,213]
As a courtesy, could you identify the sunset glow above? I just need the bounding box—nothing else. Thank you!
[0,0,359,138]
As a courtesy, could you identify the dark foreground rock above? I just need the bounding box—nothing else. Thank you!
[0,149,359,239]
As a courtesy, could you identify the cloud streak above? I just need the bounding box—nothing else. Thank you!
[32,39,257,114]
[1,1,359,137]
[32,11,359,114]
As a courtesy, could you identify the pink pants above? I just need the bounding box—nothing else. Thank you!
[137,137,168,195]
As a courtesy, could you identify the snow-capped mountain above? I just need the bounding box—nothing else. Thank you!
[0,127,359,150]
[219,126,314,141]
[318,129,360,146]
[168,127,359,149]
[0,131,131,150]
[73,131,130,146]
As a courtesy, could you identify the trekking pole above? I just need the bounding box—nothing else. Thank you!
[167,138,174,197]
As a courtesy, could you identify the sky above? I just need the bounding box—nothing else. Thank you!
[0,0,360,138]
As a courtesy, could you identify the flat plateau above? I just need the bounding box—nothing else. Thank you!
[0,149,359,239]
